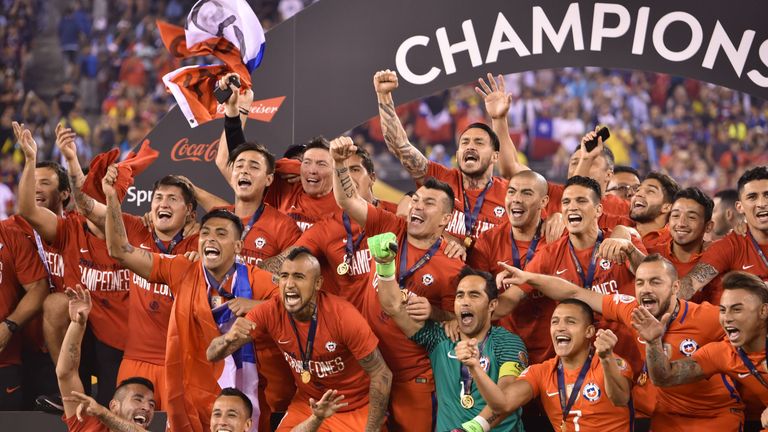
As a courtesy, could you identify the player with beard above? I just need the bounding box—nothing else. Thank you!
[368,233,528,432]
[208,248,392,432]
[635,271,768,430]
[606,166,641,201]
[677,167,768,300]
[57,286,155,432]
[331,136,464,431]
[629,172,680,250]
[373,71,514,247]
[710,189,744,242]
[468,299,633,432]
[648,188,718,303]
[498,254,745,430]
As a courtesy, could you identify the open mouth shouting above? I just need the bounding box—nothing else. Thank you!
[156,209,173,222]
[459,310,475,328]
[724,326,742,344]
[284,291,301,308]
[638,295,658,312]
[236,176,253,191]
[204,244,221,259]
[554,334,572,349]
[463,151,480,166]
[131,413,149,427]
[508,206,526,220]
[756,210,768,224]
[409,212,425,227]
[566,213,583,227]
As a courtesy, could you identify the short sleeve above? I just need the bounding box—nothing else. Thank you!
[245,297,274,333]
[699,236,734,274]
[264,158,301,206]
[544,182,565,216]
[148,253,188,290]
[8,229,47,285]
[273,213,302,250]
[63,413,104,432]
[52,214,74,250]
[123,214,149,242]
[410,320,448,354]
[601,294,636,326]
[338,302,379,360]
[425,161,457,185]
[248,266,278,300]
[365,203,406,236]
[294,220,327,256]
[493,328,528,379]
[630,231,648,254]
[518,363,544,398]
[691,342,723,379]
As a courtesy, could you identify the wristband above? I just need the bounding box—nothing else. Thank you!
[375,261,396,279]
[461,416,490,432]
[239,107,250,115]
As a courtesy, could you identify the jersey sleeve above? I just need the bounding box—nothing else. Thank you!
[493,328,529,379]
[8,228,48,285]
[272,211,302,250]
[51,214,74,250]
[518,363,544,398]
[630,230,648,254]
[613,355,634,380]
[148,253,188,291]
[122,214,149,242]
[248,266,278,300]
[600,294,636,326]
[337,302,379,360]
[365,203,405,235]
[690,341,724,378]
[264,158,300,207]
[467,232,492,272]
[245,297,275,337]
[409,320,448,355]
[699,236,735,274]
[294,220,327,256]
[544,182,565,216]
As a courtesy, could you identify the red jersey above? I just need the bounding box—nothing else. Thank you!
[545,182,630,218]
[519,353,633,432]
[647,240,722,304]
[264,158,339,231]
[121,215,199,365]
[700,230,768,283]
[599,213,634,231]
[53,213,132,350]
[364,204,464,381]
[0,225,48,367]
[1,214,66,292]
[467,218,554,364]
[601,295,742,419]
[523,229,646,372]
[375,199,399,215]
[63,413,107,432]
[640,226,671,251]
[246,292,378,411]
[222,204,301,266]
[425,161,509,240]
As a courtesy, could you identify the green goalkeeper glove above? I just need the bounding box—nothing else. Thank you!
[366,232,398,278]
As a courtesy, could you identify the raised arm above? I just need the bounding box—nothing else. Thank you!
[358,348,392,432]
[677,262,719,300]
[206,317,255,361]
[373,70,428,183]
[215,73,253,179]
[594,329,631,406]
[14,122,59,242]
[193,182,231,212]
[56,124,107,228]
[598,233,646,274]
[103,165,154,279]
[476,73,529,179]
[330,136,369,227]
[631,307,706,386]
[290,390,348,432]
[57,287,91,419]
[570,128,605,179]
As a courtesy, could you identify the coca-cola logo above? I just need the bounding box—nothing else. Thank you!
[170,138,219,162]
[214,96,286,122]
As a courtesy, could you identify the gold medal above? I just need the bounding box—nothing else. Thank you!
[336,261,350,275]
[463,236,473,248]
[561,420,567,432]
[637,372,648,386]
[400,289,409,303]
[300,370,311,384]
[460,394,474,409]
[210,295,223,309]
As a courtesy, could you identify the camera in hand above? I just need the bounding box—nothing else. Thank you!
[584,126,610,153]
[214,75,242,104]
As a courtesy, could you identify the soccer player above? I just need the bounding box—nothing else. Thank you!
[57,286,155,432]
[710,189,744,242]
[629,172,680,250]
[677,166,768,300]
[373,71,512,245]
[368,232,528,431]
[635,271,768,428]
[606,166,641,201]
[478,299,633,432]
[207,247,392,432]
[0,223,49,409]
[499,254,745,430]
[331,136,465,431]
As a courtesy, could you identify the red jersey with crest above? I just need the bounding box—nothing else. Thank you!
[601,295,742,420]
[640,226,672,251]
[522,229,646,372]
[0,225,48,366]
[53,213,132,350]
[220,204,301,266]
[264,158,339,232]
[363,204,464,381]
[647,240,723,305]
[545,182,630,218]
[2,214,67,292]
[121,215,199,365]
[425,161,508,241]
[700,230,768,283]
[519,353,633,432]
[246,291,378,411]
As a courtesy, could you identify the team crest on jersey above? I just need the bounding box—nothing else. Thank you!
[422,274,434,286]
[679,338,699,356]
[254,237,266,249]
[325,341,337,352]
[493,206,505,217]
[149,300,160,311]
[599,259,612,270]
[613,294,635,304]
[582,383,601,402]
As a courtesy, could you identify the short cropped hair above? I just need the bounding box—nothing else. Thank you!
[201,209,244,239]
[152,175,197,210]
[557,298,595,324]
[422,177,455,213]
[638,253,678,281]
[737,166,768,195]
[228,141,276,174]
[722,271,768,304]
[645,171,680,204]
[460,122,500,151]
[565,175,602,203]
[217,387,253,418]
[458,266,497,300]
[36,161,71,207]
[672,187,714,222]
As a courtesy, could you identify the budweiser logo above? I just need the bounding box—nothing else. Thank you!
[170,138,219,162]
[214,96,286,122]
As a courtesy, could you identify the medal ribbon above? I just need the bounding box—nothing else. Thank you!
[458,332,491,400]
[463,179,493,238]
[747,231,768,269]
[342,212,366,265]
[566,230,604,289]
[32,230,54,291]
[288,303,319,375]
[557,349,594,424]
[736,336,768,389]
[152,230,184,254]
[241,202,266,240]
[510,220,543,269]
[397,237,442,289]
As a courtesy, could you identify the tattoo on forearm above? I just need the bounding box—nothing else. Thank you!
[377,101,427,178]
[359,349,391,432]
[645,340,670,384]
[97,411,145,432]
[67,338,80,365]
[486,413,500,424]
[336,167,356,198]
[258,248,293,275]
[678,263,718,299]
[70,172,105,225]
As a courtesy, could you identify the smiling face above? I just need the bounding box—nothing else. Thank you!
[720,289,768,348]
[454,275,495,337]
[278,255,321,318]
[229,150,274,202]
[34,166,67,212]
[407,186,452,240]
[505,174,549,229]
[456,127,498,178]
[346,154,375,203]
[634,260,678,320]
[150,184,192,235]
[561,185,602,235]
[210,395,252,432]
[669,198,711,247]
[630,179,669,223]
[110,384,155,429]
[550,303,595,358]
[300,148,333,197]
[737,179,768,233]
[198,217,242,273]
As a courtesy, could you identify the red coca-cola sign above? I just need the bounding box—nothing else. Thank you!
[170,138,220,162]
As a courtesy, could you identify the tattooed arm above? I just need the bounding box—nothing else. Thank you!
[373,70,428,183]
[56,124,107,228]
[57,287,90,420]
[358,348,392,432]
[258,246,297,275]
[330,136,369,227]
[103,166,154,279]
[677,262,719,300]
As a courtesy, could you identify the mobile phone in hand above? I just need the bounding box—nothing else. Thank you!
[213,75,241,104]
[584,126,610,153]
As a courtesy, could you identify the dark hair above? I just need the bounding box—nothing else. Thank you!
[422,177,455,213]
[638,253,678,281]
[557,298,595,324]
[601,146,615,170]
[283,144,307,160]
[304,136,330,152]
[114,377,154,399]
[645,171,680,204]
[722,271,768,304]
[201,209,244,238]
[714,189,739,208]
[152,175,197,210]
[354,146,375,176]
[228,142,276,174]
[737,166,768,195]
[36,161,71,207]
[217,387,253,418]
[286,246,316,262]
[461,122,500,151]
[459,266,498,300]
[672,187,714,222]
[565,175,602,202]
[613,165,640,179]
